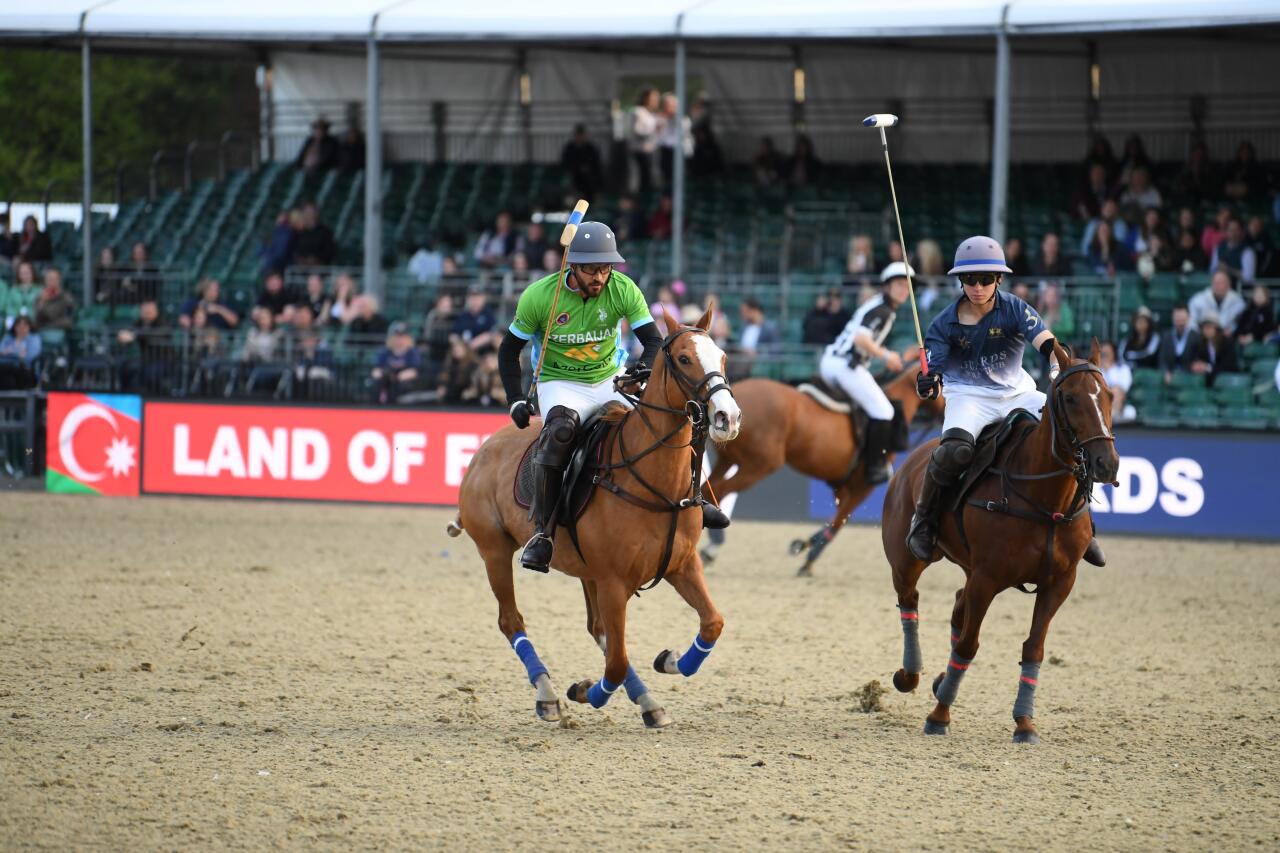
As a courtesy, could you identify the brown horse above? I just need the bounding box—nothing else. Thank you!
[881,341,1119,743]
[704,367,943,574]
[448,307,742,728]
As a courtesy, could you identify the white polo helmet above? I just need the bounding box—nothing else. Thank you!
[947,235,1013,275]
[880,261,915,283]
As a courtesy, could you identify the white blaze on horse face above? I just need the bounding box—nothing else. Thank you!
[692,334,741,441]
[1088,375,1109,435]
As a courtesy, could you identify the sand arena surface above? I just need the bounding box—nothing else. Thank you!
[1,492,1278,850]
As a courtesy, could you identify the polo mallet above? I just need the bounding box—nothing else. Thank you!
[530,199,589,399]
[864,113,928,375]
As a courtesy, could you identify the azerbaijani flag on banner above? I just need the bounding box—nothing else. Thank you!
[45,392,142,497]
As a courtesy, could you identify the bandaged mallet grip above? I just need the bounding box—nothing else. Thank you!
[559,199,590,247]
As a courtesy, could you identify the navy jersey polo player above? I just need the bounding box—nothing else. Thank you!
[908,236,1106,567]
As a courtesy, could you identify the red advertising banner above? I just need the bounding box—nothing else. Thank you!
[142,402,510,504]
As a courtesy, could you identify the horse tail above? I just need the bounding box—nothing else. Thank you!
[445,512,465,538]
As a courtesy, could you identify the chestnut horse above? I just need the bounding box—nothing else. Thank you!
[704,367,943,575]
[881,341,1119,743]
[448,307,742,728]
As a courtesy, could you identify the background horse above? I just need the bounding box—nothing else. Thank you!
[881,341,1120,743]
[704,367,943,575]
[449,307,741,728]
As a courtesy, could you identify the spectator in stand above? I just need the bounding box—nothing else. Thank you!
[1139,232,1178,278]
[1172,207,1198,242]
[657,92,688,189]
[93,246,117,303]
[915,239,945,278]
[1084,135,1119,185]
[1189,314,1240,387]
[289,304,318,337]
[299,274,331,326]
[1073,162,1113,222]
[1010,279,1033,304]
[886,240,905,264]
[1211,217,1258,283]
[727,298,778,380]
[784,134,821,188]
[116,299,170,392]
[1246,215,1277,278]
[802,289,851,345]
[372,321,422,404]
[1036,281,1075,339]
[348,294,389,339]
[242,306,283,363]
[1133,207,1167,255]
[0,316,40,389]
[511,252,532,281]
[1223,140,1266,202]
[1200,204,1233,258]
[115,241,162,304]
[437,335,478,404]
[1173,142,1220,205]
[0,210,14,263]
[1119,166,1162,212]
[753,137,783,188]
[1032,232,1072,278]
[1087,220,1134,275]
[474,210,519,269]
[1159,305,1201,380]
[561,123,604,203]
[330,272,359,325]
[464,350,506,408]
[293,202,336,267]
[1189,269,1246,335]
[292,328,335,396]
[1003,236,1030,277]
[261,209,298,275]
[1235,284,1277,346]
[257,272,295,323]
[452,285,497,353]
[407,234,445,284]
[649,284,682,335]
[630,88,660,192]
[179,278,239,331]
[690,122,725,179]
[1082,198,1130,255]
[1119,306,1161,369]
[335,126,366,173]
[647,196,674,239]
[847,234,876,278]
[1172,229,1209,273]
[421,291,456,385]
[610,195,646,242]
[15,216,52,263]
[519,221,549,268]
[1117,135,1152,188]
[34,267,74,331]
[295,118,338,174]
[2,260,39,326]
[1097,340,1136,423]
[539,248,561,275]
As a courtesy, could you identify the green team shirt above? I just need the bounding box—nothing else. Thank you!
[510,270,654,384]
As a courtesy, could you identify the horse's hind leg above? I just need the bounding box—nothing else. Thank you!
[655,559,725,679]
[1011,570,1077,745]
[795,483,870,577]
[890,554,928,693]
[581,579,672,728]
[480,536,563,723]
[924,573,998,736]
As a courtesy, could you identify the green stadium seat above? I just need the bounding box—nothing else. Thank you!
[1241,340,1279,363]
[1175,387,1211,405]
[1221,405,1272,430]
[1131,367,1164,388]
[1178,403,1222,429]
[1168,371,1206,390]
[1250,357,1278,383]
[1138,403,1180,428]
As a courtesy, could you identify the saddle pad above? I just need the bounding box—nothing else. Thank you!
[947,408,1040,512]
[798,379,853,413]
[513,412,617,522]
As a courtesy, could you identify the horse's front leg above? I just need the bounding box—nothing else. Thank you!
[925,573,997,736]
[655,557,725,678]
[1011,569,1077,744]
[580,578,672,728]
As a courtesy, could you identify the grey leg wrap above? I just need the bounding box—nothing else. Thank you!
[1013,661,1041,720]
[899,607,922,674]
[934,651,974,707]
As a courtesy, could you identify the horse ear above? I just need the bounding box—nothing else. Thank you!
[660,305,682,334]
[1089,337,1101,366]
[696,297,716,332]
[1053,339,1072,366]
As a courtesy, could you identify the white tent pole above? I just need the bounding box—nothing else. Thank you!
[672,33,687,280]
[364,32,383,304]
[988,3,1011,244]
[81,27,94,307]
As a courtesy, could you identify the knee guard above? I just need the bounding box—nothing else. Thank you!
[535,405,580,468]
[929,428,975,485]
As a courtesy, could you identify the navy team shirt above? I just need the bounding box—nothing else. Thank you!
[924,290,1048,393]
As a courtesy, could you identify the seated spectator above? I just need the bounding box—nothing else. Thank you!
[241,307,283,363]
[372,322,422,404]
[1172,142,1220,204]
[34,267,74,331]
[1246,215,1277,278]
[511,252,532,280]
[407,235,445,284]
[801,289,852,345]
[519,221,550,267]
[1036,282,1075,339]
[1097,340,1135,423]
[753,137,783,187]
[1172,207,1198,242]
[330,272,359,325]
[846,234,876,278]
[93,246,118,303]
[1086,220,1134,275]
[538,248,561,275]
[1188,269,1246,335]
[179,278,239,331]
[561,123,604,202]
[261,209,298,275]
[886,240,905,264]
[1031,232,1071,278]
[2,260,39,324]
[347,294,389,339]
[1081,198,1130,255]
[298,273,331,325]
[474,210,519,269]
[116,299,171,392]
[727,298,778,380]
[293,202,336,267]
[295,118,338,174]
[1010,280,1032,303]
[0,315,40,390]
[256,272,295,323]
[289,304,318,337]
[1004,236,1030,277]
[1119,306,1161,369]
[915,239,945,277]
[451,286,497,353]
[293,329,335,396]
[1235,284,1277,345]
[1117,134,1151,186]
[118,241,162,304]
[1132,207,1166,255]
[784,134,821,188]
[1158,305,1201,380]
[1118,165,1162,211]
[1222,140,1265,202]
[421,292,456,385]
[1200,204,1232,258]
[1172,229,1209,273]
[437,335,478,404]
[14,215,52,263]
[1189,314,1240,387]
[649,284,682,335]
[1210,217,1258,283]
[463,350,506,408]
[647,196,674,239]
[1072,162,1112,222]
[335,126,366,173]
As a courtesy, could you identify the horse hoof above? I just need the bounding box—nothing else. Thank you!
[931,672,945,699]
[923,718,949,736]
[642,707,674,729]
[789,538,807,556]
[1012,729,1041,745]
[796,563,813,578]
[654,649,680,675]
[566,680,593,704]
[535,699,562,722]
[892,669,919,693]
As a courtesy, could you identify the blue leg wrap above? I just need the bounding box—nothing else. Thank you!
[934,651,975,707]
[586,676,621,708]
[623,665,648,703]
[1012,661,1041,720]
[677,634,716,677]
[510,632,548,686]
[899,607,922,674]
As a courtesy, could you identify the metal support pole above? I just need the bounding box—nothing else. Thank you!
[672,37,687,280]
[364,35,384,303]
[988,17,1011,245]
[81,35,94,307]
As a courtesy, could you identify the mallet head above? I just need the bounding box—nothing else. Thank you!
[862,114,899,128]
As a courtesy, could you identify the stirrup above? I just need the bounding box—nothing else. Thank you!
[700,501,731,530]
[520,533,553,573]
[1082,537,1106,567]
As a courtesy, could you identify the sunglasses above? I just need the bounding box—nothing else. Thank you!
[959,273,1001,286]
[575,264,613,279]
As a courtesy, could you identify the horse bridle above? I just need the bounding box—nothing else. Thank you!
[1045,360,1116,486]
[615,326,734,449]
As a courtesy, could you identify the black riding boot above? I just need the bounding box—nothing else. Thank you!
[906,430,973,562]
[701,500,731,529]
[520,406,579,573]
[1083,516,1106,567]
[863,418,894,485]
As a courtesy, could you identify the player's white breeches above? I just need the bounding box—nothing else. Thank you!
[536,371,630,422]
[819,354,895,420]
[942,385,1047,437]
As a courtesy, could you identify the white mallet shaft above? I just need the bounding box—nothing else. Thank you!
[862,113,899,128]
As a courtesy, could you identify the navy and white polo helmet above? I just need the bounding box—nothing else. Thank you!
[947,235,1013,275]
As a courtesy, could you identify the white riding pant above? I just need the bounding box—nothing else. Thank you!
[942,384,1047,438]
[536,371,630,422]
[819,354,894,420]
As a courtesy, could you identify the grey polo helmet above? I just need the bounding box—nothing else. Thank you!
[566,221,626,264]
[947,235,1013,275]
